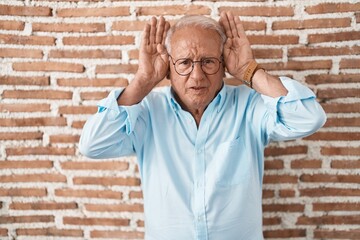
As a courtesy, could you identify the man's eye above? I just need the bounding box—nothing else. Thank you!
[178,59,191,65]
[203,58,215,65]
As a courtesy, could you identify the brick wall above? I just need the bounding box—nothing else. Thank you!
[0,0,359,239]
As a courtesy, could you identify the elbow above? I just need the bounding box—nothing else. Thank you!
[78,135,102,159]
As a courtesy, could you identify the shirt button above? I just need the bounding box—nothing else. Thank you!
[197,149,202,153]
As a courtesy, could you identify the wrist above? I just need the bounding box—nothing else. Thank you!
[241,60,262,88]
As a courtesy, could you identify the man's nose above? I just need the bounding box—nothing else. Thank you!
[191,62,205,79]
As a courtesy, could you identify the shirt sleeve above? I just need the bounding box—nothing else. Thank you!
[79,89,148,159]
[260,76,327,145]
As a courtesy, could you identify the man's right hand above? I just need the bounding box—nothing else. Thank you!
[118,16,170,106]
[135,16,170,86]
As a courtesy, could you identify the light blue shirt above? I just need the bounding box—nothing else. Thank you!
[79,77,326,240]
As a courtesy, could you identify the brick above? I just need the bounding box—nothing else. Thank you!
[313,202,360,211]
[309,31,360,44]
[0,174,66,183]
[263,203,304,212]
[137,220,144,227]
[301,174,360,184]
[265,145,308,157]
[0,117,66,126]
[61,161,129,171]
[57,78,128,87]
[0,132,43,141]
[0,188,47,197]
[357,12,360,23]
[262,189,275,198]
[0,215,54,224]
[81,91,109,100]
[0,48,43,59]
[261,60,332,71]
[263,229,306,238]
[321,103,359,113]
[279,189,296,198]
[297,215,360,225]
[58,106,97,114]
[73,176,140,186]
[0,160,51,169]
[6,147,75,156]
[57,7,130,17]
[137,5,211,16]
[300,187,360,197]
[305,74,360,85]
[263,217,281,226]
[128,49,139,60]
[129,190,143,199]
[263,174,298,184]
[272,18,351,30]
[0,20,24,30]
[10,201,77,210]
[49,134,80,143]
[55,188,122,199]
[91,230,144,239]
[321,147,360,156]
[264,160,284,170]
[50,50,121,59]
[331,160,360,169]
[0,76,49,85]
[306,132,360,141]
[96,64,138,74]
[63,35,134,46]
[0,5,52,16]
[289,46,360,57]
[113,20,147,31]
[328,117,356,128]
[254,48,283,59]
[85,203,143,212]
[249,35,299,45]
[32,22,105,33]
[13,62,85,73]
[291,159,322,169]
[314,229,360,239]
[0,228,7,236]
[64,217,129,226]
[219,6,294,17]
[340,59,360,69]
[305,3,360,14]
[0,34,55,45]
[17,228,83,237]
[71,120,86,129]
[3,90,72,99]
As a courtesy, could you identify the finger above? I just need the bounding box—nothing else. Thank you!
[142,23,151,46]
[234,15,246,39]
[161,21,170,45]
[219,11,233,38]
[149,17,157,44]
[227,11,239,38]
[155,16,165,44]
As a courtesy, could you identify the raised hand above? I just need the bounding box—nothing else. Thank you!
[117,16,170,106]
[136,16,170,85]
[219,11,254,81]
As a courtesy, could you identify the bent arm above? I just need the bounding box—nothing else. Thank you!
[79,89,147,159]
[259,77,327,145]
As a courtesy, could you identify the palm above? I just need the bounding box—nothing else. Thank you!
[220,11,254,80]
[137,17,170,84]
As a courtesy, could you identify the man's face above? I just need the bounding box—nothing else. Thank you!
[169,26,224,112]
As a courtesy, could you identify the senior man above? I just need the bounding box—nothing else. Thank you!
[79,12,326,240]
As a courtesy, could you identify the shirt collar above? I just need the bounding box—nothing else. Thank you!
[167,82,227,113]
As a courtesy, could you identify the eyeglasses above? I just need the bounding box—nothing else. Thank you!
[169,55,222,76]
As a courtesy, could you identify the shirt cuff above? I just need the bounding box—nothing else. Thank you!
[261,76,316,111]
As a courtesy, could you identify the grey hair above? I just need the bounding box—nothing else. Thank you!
[165,15,227,55]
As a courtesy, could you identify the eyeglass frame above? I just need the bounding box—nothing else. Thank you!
[169,55,223,76]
